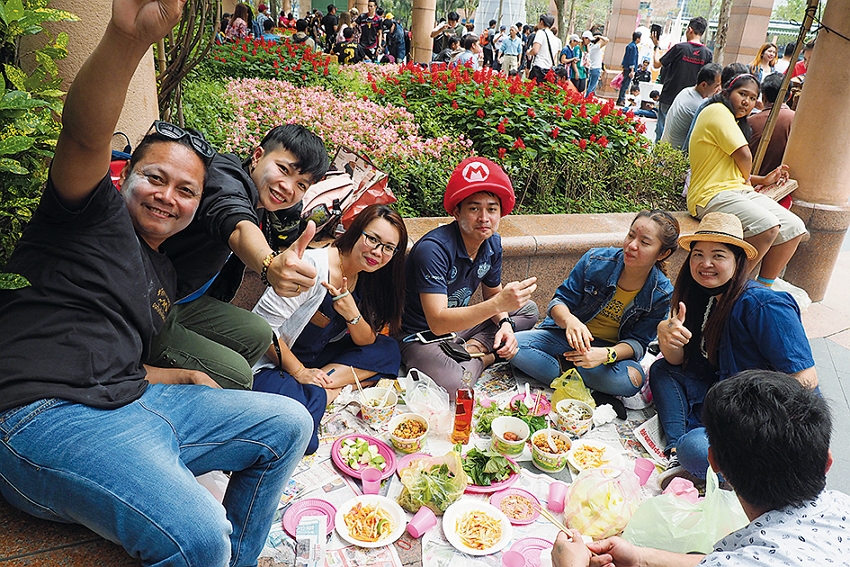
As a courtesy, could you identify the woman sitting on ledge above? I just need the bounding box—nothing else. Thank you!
[251,205,407,453]
[510,210,679,399]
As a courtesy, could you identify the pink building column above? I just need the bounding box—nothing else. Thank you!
[410,0,436,64]
[602,0,640,72]
[782,0,850,300]
[721,0,772,65]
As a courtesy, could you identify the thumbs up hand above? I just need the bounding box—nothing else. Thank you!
[267,221,318,297]
[658,301,692,350]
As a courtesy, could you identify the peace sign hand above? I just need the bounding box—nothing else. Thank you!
[322,277,359,321]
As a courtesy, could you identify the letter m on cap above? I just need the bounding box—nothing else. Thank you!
[462,161,490,183]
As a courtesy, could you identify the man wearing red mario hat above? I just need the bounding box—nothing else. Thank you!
[398,157,538,397]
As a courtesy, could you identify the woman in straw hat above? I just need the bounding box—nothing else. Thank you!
[651,212,817,489]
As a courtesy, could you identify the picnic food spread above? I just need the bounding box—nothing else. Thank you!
[339,437,388,471]
[498,493,535,521]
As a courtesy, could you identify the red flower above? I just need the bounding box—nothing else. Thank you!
[476,109,485,118]
[597,136,609,148]
[497,122,506,134]
[579,104,587,118]
[474,89,481,97]
[636,122,647,134]
[551,127,559,139]
[578,139,587,151]
[448,82,457,93]
[452,101,459,109]
[591,115,600,125]
[626,110,635,120]
[590,134,596,142]
[379,88,386,95]
[513,138,526,150]
[564,108,573,120]
[241,55,246,62]
[498,147,507,159]
[527,108,536,118]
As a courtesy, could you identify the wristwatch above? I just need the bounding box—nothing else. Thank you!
[605,347,618,365]
[347,314,362,326]
[498,317,516,332]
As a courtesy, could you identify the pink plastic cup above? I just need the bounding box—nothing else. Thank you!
[361,467,383,495]
[502,550,526,567]
[406,505,437,538]
[633,458,655,486]
[547,480,568,513]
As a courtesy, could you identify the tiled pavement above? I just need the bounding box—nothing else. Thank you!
[2,231,849,564]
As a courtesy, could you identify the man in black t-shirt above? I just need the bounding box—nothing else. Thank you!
[651,16,712,142]
[322,4,338,52]
[0,0,312,564]
[334,26,365,64]
[356,0,382,60]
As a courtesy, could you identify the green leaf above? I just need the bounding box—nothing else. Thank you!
[0,273,31,290]
[0,157,28,174]
[5,0,25,22]
[0,1,6,25]
[0,135,33,155]
[4,65,27,91]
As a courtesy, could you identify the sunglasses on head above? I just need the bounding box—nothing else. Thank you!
[148,120,216,164]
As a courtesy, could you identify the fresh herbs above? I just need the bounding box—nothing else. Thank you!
[462,448,520,486]
[398,463,460,513]
[474,400,547,435]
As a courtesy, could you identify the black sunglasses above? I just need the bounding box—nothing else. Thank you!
[149,120,216,164]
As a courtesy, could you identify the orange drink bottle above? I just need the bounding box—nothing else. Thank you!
[451,371,474,444]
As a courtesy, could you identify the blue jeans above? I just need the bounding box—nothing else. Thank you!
[586,68,602,96]
[655,101,671,143]
[0,384,312,566]
[511,328,644,397]
[617,66,632,102]
[649,358,716,479]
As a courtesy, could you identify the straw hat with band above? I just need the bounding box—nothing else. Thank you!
[443,156,516,216]
[678,212,758,260]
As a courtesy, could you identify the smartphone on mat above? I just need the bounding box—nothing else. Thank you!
[416,330,457,344]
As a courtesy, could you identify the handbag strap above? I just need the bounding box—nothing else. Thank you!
[542,29,555,67]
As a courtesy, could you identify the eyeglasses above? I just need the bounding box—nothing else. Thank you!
[148,120,216,164]
[361,231,398,256]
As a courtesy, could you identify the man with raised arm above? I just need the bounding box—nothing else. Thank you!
[398,157,538,398]
[550,369,850,567]
[0,1,312,564]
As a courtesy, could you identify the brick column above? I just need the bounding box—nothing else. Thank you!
[602,0,640,70]
[411,0,436,64]
[721,0,772,65]
[32,0,158,146]
[781,0,850,300]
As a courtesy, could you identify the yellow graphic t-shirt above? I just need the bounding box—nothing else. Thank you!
[585,286,640,344]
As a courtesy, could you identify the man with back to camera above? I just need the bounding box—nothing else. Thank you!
[527,14,562,83]
[661,62,721,150]
[0,0,313,564]
[550,369,850,567]
[398,157,538,398]
[748,72,796,177]
[650,16,712,143]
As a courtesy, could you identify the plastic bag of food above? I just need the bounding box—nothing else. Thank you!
[550,368,596,409]
[622,467,748,553]
[402,368,452,435]
[397,451,468,515]
[564,467,642,539]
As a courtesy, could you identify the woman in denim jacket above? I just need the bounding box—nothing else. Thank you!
[652,212,817,488]
[511,210,678,397]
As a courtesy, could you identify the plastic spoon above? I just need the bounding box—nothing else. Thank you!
[545,414,558,452]
[524,383,533,408]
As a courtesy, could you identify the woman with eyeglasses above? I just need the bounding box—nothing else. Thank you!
[250,204,407,453]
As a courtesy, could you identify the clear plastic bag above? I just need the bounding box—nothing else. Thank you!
[402,368,452,435]
[622,467,749,553]
[564,467,642,539]
[397,451,468,515]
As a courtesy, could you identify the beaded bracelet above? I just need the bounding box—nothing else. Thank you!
[261,250,283,287]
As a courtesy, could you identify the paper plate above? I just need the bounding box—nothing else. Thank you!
[282,498,336,538]
[489,488,541,525]
[442,500,513,556]
[334,495,406,548]
[510,537,555,567]
[396,452,431,476]
[331,434,397,480]
[464,455,520,493]
[566,439,626,472]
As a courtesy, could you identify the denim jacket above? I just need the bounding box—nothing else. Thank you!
[717,280,814,380]
[539,247,673,360]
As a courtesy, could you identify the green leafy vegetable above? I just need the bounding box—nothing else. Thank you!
[398,463,459,513]
[462,448,520,486]
[474,400,547,435]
